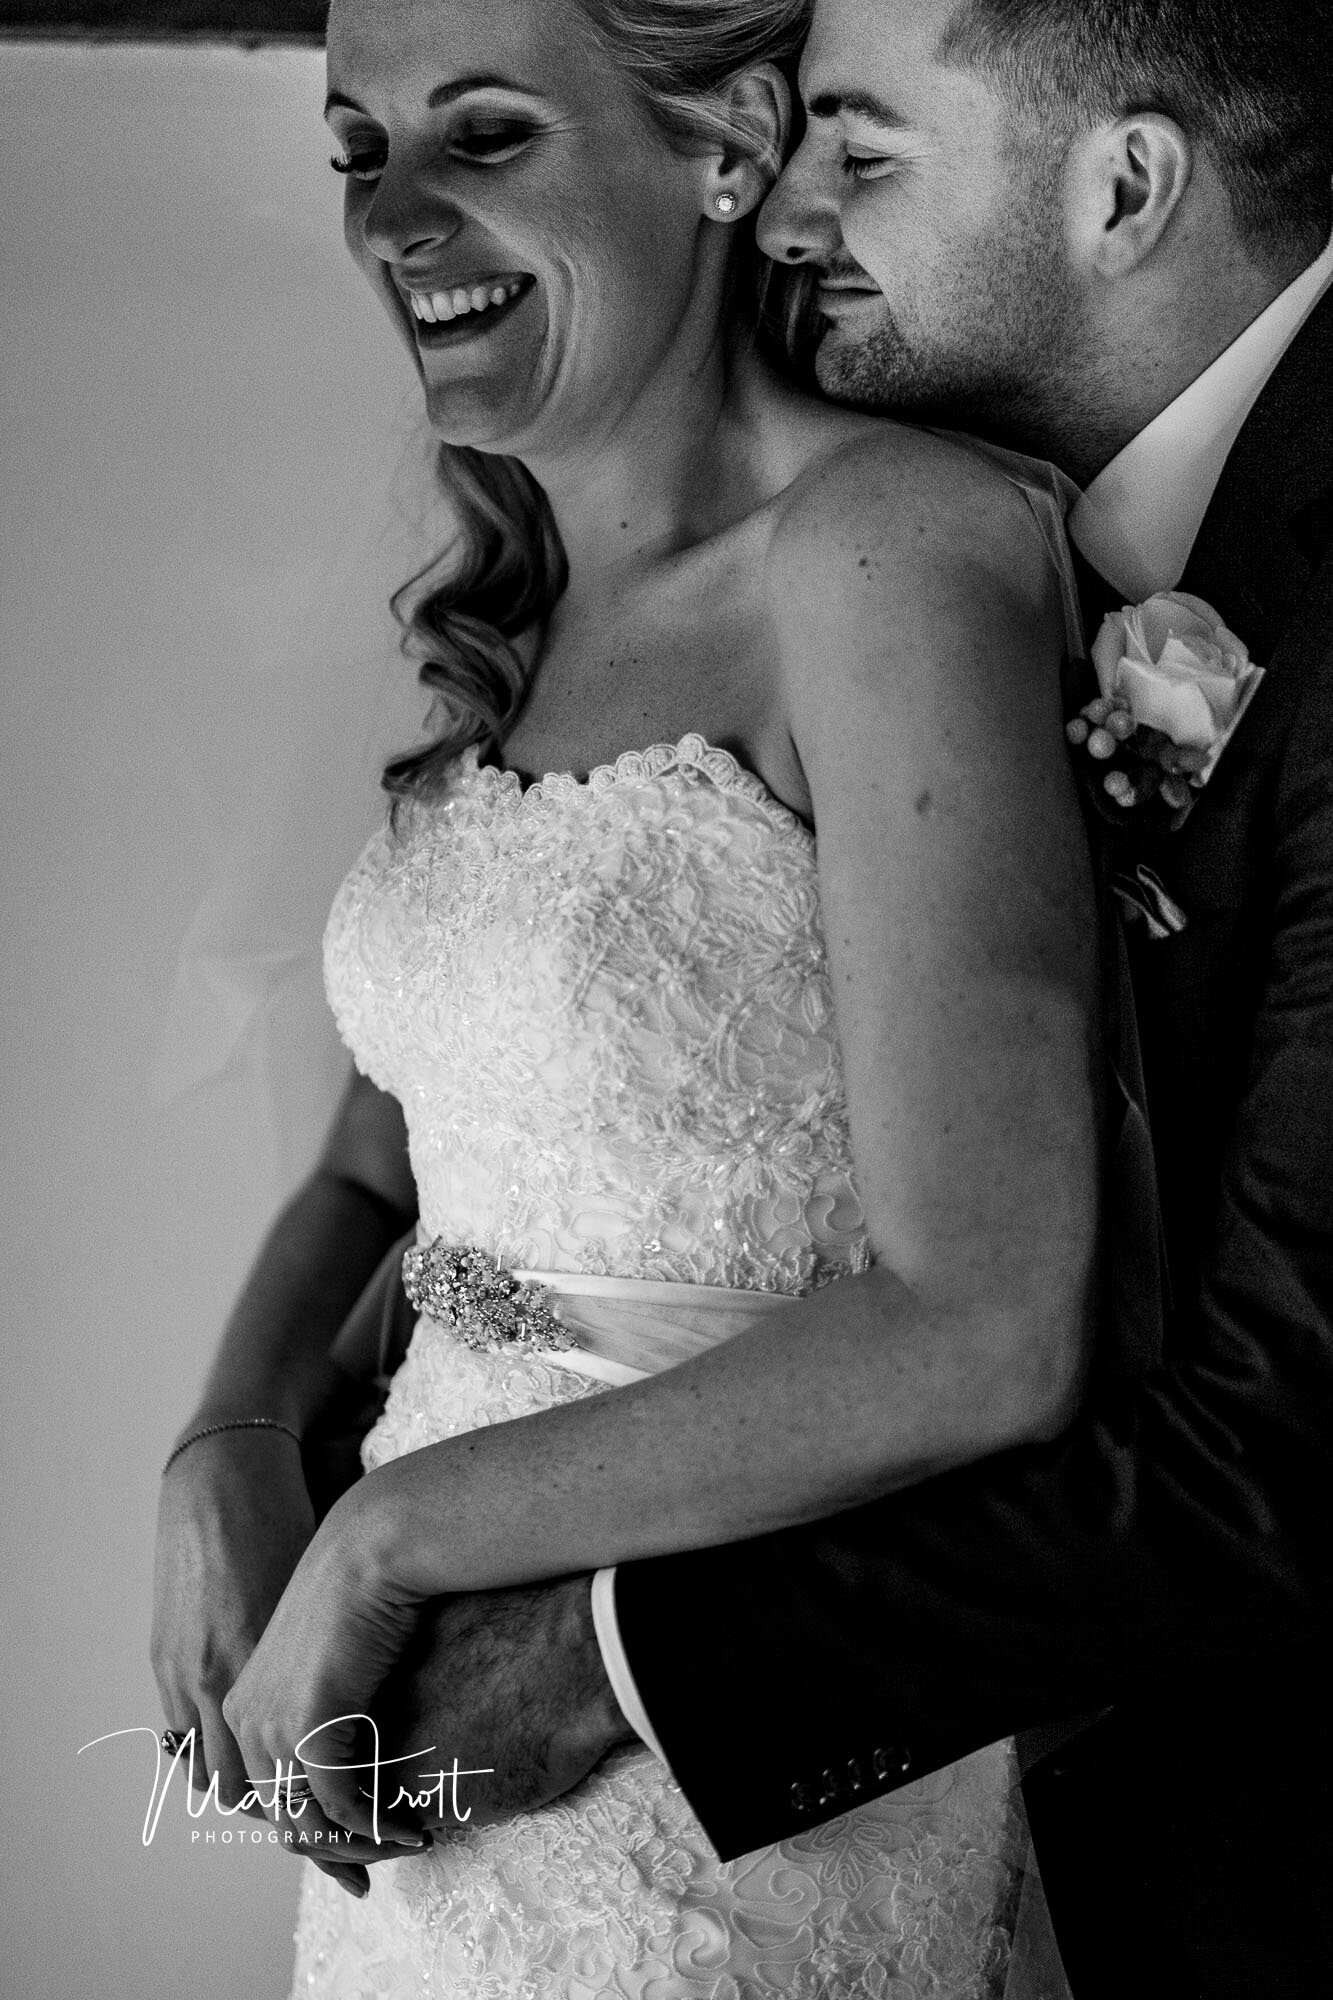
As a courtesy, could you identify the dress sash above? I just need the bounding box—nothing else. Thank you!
[511,1271,800,1386]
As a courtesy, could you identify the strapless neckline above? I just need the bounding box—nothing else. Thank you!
[467,730,814,843]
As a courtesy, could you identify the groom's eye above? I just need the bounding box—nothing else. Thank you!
[842,149,897,182]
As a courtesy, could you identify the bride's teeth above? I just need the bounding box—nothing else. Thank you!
[411,278,525,329]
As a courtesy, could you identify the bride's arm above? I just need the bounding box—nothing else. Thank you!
[224,433,1099,1822]
[153,1071,417,1809]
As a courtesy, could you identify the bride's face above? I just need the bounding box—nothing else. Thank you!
[325,0,720,459]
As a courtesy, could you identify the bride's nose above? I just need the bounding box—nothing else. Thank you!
[355,158,465,268]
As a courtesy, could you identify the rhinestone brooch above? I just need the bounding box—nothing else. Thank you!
[401,1240,576,1355]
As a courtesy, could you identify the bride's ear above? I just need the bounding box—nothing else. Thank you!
[704,64,792,221]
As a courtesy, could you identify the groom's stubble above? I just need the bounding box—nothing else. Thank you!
[811,140,1099,466]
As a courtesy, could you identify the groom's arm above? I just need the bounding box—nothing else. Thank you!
[612,588,1333,1860]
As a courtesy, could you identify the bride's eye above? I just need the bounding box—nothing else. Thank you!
[327,115,537,183]
[330,147,386,182]
[450,119,538,164]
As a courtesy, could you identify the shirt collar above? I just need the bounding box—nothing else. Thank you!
[1068,230,1333,600]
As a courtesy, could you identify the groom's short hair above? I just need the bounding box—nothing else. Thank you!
[937,0,1333,271]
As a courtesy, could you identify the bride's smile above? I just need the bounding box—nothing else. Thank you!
[403,275,532,330]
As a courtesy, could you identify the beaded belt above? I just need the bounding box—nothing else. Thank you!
[401,1241,576,1356]
[401,1237,802,1384]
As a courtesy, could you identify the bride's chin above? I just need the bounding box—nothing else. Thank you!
[421,383,577,468]
[419,393,526,456]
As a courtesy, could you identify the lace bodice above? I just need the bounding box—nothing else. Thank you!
[299,735,1023,1999]
[324,734,869,1294]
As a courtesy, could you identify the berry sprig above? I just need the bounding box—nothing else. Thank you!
[1066,695,1209,812]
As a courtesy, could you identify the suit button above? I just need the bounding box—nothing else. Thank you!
[790,1781,819,1815]
[872,1745,911,1783]
[846,1757,866,1795]
[818,1768,843,1807]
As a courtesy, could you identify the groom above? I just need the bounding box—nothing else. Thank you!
[384,3,1333,1992]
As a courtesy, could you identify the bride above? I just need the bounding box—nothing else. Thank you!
[155,0,1099,1991]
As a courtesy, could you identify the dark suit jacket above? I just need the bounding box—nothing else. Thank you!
[614,288,1333,1997]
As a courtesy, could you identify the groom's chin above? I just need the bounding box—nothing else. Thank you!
[812,334,898,415]
[811,318,955,428]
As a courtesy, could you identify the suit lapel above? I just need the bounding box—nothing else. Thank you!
[1149,285,1333,886]
[1179,283,1333,654]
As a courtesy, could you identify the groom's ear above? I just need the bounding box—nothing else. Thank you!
[704,64,793,219]
[1066,113,1194,280]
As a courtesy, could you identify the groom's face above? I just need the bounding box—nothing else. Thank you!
[760,0,1081,450]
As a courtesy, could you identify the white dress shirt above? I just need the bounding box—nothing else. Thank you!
[593,228,1333,1770]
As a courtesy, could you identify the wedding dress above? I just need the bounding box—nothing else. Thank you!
[300,727,1037,2000]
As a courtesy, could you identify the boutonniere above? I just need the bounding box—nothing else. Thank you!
[1067,591,1265,827]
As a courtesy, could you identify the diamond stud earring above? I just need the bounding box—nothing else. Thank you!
[714,191,738,215]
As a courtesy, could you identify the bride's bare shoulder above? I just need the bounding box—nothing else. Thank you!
[760,413,1068,778]
[762,414,1062,681]
[769,413,1052,598]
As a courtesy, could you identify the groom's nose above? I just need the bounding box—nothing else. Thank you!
[758,129,843,267]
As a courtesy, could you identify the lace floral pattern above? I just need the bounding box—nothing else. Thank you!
[304,736,1023,1998]
[292,1737,1021,2000]
[324,738,867,1295]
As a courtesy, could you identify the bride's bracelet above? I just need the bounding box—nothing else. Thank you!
[162,1417,302,1477]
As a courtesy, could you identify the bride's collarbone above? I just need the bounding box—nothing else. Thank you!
[499,693,760,788]
[503,596,788,795]
[498,662,808,821]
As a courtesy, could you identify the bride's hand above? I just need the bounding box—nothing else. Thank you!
[152,1424,319,1813]
[222,1465,434,1845]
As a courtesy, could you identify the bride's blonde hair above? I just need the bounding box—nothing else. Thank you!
[382,0,812,805]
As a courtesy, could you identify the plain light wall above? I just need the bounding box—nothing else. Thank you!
[2,40,439,1999]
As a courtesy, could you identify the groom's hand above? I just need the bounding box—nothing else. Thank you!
[374,1575,636,1835]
